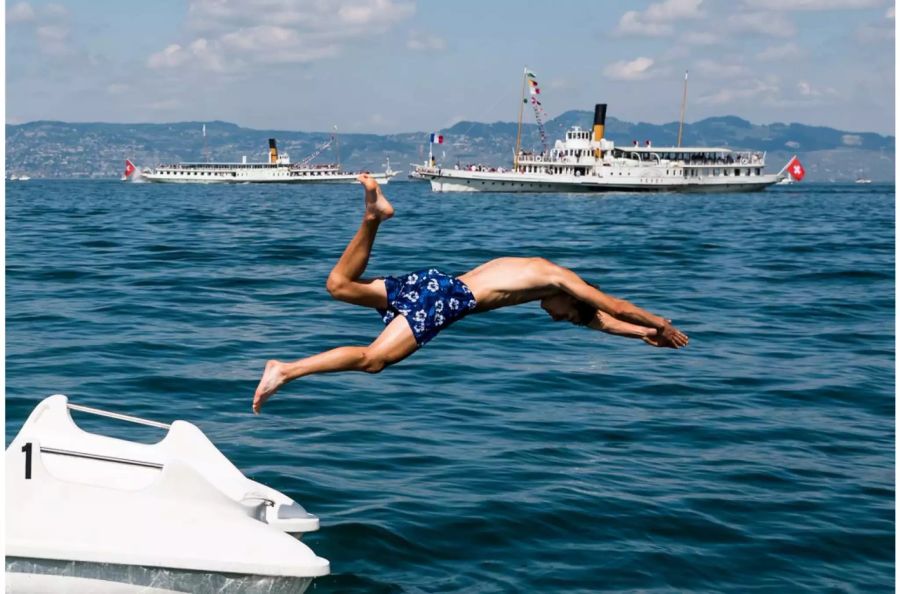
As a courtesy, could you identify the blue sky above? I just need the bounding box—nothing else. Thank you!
[5,0,896,134]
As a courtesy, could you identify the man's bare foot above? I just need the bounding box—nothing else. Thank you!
[357,174,394,221]
[253,360,286,414]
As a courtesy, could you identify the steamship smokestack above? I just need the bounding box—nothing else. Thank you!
[592,104,607,141]
[268,138,278,164]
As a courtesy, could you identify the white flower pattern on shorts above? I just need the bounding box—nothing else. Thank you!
[377,268,477,346]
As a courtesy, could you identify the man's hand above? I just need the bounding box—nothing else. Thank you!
[642,323,689,349]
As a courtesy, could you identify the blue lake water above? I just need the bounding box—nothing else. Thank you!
[5,180,894,592]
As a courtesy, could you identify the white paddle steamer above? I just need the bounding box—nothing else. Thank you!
[140,138,397,184]
[415,69,798,193]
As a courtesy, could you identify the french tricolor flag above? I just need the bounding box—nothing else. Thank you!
[429,133,444,144]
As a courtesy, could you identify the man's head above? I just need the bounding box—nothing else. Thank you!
[540,292,596,326]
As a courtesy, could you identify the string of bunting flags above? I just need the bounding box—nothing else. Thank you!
[525,71,549,153]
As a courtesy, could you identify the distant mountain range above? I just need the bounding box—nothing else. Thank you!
[6,112,894,181]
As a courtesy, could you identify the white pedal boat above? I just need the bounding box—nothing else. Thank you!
[5,395,329,593]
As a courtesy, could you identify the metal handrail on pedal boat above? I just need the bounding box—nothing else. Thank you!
[48,403,171,469]
[66,403,171,429]
[40,446,164,469]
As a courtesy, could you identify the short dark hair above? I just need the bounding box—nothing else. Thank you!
[573,281,600,326]
[574,299,598,326]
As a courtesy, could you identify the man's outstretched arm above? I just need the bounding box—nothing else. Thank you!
[588,311,675,347]
[547,262,689,348]
[587,311,651,338]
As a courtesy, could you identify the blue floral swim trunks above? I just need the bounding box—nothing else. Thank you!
[377,268,478,346]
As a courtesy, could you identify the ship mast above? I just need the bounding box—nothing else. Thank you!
[333,125,341,168]
[513,66,528,171]
[677,70,688,148]
[202,124,209,162]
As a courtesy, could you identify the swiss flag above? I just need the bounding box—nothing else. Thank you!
[786,156,805,181]
[124,159,136,178]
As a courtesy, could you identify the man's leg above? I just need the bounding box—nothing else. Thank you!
[252,315,418,413]
[325,174,395,309]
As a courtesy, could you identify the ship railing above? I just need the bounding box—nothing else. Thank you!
[516,151,552,164]
[679,151,767,167]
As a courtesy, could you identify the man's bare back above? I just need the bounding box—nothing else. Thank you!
[458,257,558,312]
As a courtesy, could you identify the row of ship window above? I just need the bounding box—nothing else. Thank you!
[162,170,238,176]
[684,168,763,177]
[159,170,333,176]
[518,167,764,177]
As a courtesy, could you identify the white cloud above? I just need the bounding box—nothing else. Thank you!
[700,75,836,111]
[645,0,704,20]
[617,11,672,35]
[148,30,340,71]
[107,83,129,95]
[746,0,881,9]
[338,0,414,26]
[149,0,415,73]
[147,38,234,70]
[727,12,796,37]
[616,0,704,36]
[186,38,228,69]
[148,44,189,69]
[604,57,656,80]
[220,26,297,52]
[9,2,74,56]
[222,28,339,64]
[36,25,67,42]
[35,25,71,55]
[797,81,818,96]
[186,0,414,32]
[7,2,35,23]
[407,31,447,52]
[698,78,780,105]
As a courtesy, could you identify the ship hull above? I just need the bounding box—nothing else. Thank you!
[142,172,395,185]
[6,558,313,594]
[424,170,778,193]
